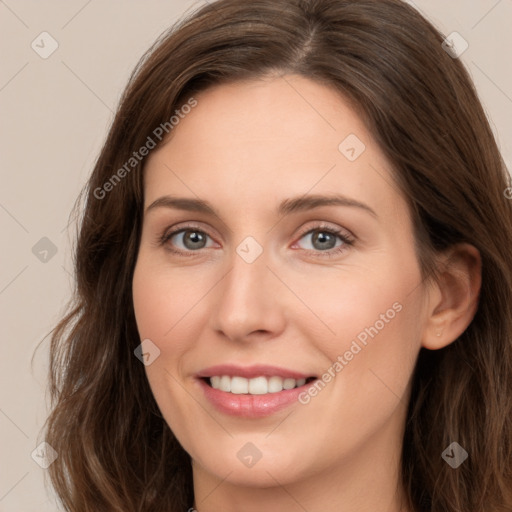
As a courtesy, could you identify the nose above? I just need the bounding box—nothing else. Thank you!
[210,243,287,344]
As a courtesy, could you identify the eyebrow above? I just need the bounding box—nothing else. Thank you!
[145,193,377,218]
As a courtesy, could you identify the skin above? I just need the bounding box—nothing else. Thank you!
[132,74,481,512]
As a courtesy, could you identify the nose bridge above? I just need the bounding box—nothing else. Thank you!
[222,240,271,311]
[211,237,285,340]
[223,230,270,293]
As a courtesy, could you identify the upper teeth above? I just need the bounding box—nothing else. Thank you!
[209,376,307,394]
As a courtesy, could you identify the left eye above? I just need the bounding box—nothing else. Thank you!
[295,229,347,251]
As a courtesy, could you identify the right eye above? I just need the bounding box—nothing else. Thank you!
[160,225,218,255]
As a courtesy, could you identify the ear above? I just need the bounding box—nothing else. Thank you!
[422,243,482,350]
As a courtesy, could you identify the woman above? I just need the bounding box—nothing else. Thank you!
[44,0,512,510]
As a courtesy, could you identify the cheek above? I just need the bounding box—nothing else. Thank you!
[132,259,203,443]
[296,259,422,356]
[132,254,207,344]
[131,257,197,416]
[298,254,424,415]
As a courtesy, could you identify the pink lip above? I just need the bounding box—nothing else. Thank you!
[196,365,317,418]
[197,378,314,418]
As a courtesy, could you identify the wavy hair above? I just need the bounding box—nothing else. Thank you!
[42,0,512,510]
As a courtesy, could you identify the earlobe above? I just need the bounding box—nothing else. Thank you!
[422,243,482,350]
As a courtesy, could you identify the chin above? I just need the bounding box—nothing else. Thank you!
[188,436,313,487]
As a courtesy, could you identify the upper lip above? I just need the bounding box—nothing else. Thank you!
[197,364,315,380]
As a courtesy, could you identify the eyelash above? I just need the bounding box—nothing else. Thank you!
[158,223,355,258]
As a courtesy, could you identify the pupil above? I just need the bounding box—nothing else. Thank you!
[184,231,206,249]
[313,231,335,250]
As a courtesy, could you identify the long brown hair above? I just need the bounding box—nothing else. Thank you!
[42,0,512,510]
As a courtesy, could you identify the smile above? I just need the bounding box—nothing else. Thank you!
[196,364,318,417]
[207,375,314,394]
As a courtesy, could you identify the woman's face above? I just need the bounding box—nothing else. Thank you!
[132,75,431,492]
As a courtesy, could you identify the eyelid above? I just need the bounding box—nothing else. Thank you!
[161,221,219,241]
[294,220,354,241]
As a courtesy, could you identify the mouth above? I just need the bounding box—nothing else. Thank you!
[202,375,317,394]
[196,364,318,417]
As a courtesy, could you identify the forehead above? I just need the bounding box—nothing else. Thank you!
[143,75,409,223]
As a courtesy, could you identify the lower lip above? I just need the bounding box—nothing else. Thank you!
[198,378,314,418]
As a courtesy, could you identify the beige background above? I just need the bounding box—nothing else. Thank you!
[1,1,511,510]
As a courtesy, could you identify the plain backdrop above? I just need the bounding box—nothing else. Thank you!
[1,1,511,510]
